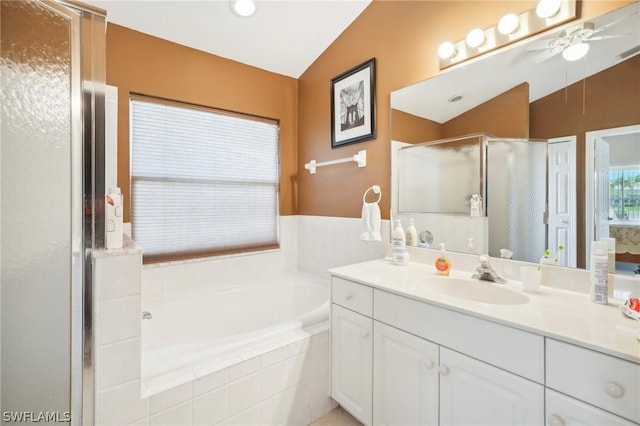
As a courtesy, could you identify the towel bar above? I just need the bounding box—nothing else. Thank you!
[304,150,366,174]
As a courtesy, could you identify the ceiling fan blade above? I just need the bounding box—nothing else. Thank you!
[525,37,562,51]
[587,34,630,41]
[592,10,639,35]
[530,48,562,64]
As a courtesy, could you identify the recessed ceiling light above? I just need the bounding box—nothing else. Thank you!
[230,0,256,17]
[498,13,520,35]
[438,42,456,59]
[466,29,486,48]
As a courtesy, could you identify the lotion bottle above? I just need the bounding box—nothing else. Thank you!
[435,243,451,276]
[406,218,418,247]
[392,219,406,247]
[590,241,609,305]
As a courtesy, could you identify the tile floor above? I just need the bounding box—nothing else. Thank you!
[310,407,362,426]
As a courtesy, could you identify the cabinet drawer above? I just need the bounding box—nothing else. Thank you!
[546,339,640,424]
[332,276,373,317]
[546,389,638,426]
[374,289,544,383]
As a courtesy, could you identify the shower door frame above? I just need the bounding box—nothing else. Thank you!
[39,1,106,424]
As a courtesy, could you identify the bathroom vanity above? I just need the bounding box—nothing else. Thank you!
[329,259,640,426]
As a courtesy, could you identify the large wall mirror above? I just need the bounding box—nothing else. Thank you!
[391,2,640,271]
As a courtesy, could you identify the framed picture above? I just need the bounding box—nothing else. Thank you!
[331,58,376,148]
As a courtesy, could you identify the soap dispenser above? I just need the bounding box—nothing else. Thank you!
[435,243,451,276]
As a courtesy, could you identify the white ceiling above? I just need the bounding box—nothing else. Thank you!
[392,2,640,123]
[86,0,372,78]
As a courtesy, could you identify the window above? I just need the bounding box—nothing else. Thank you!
[609,168,640,221]
[130,95,279,262]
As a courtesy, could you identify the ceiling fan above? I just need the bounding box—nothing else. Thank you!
[525,11,637,63]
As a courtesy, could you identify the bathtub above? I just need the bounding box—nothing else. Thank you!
[140,273,330,396]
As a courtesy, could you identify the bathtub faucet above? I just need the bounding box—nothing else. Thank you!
[142,311,152,320]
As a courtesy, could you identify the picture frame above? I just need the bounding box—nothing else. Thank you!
[331,58,376,148]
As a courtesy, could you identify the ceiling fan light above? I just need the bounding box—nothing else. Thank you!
[562,42,590,61]
[230,0,256,17]
[466,29,486,48]
[498,13,520,35]
[438,42,456,59]
[536,0,561,19]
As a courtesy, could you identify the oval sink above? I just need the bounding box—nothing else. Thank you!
[427,277,529,305]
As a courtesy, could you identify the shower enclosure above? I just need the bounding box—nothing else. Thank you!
[1,1,106,423]
[394,133,548,263]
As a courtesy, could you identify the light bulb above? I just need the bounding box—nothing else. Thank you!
[536,0,561,19]
[498,13,520,35]
[438,42,456,59]
[230,0,256,17]
[466,28,485,48]
[562,42,590,61]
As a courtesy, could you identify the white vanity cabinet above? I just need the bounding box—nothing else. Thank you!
[439,347,543,425]
[374,289,544,426]
[373,321,439,426]
[331,278,373,426]
[330,273,640,426]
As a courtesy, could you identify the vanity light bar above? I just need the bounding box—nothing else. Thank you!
[438,0,577,70]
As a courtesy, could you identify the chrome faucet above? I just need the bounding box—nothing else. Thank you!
[472,255,507,284]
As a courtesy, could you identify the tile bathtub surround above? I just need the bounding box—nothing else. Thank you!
[94,215,391,425]
[93,248,333,425]
[298,215,390,279]
[141,215,299,299]
[141,215,389,299]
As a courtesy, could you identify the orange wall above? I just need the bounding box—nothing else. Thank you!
[391,83,529,143]
[297,0,634,219]
[107,0,633,222]
[442,83,530,138]
[106,23,298,221]
[390,109,442,144]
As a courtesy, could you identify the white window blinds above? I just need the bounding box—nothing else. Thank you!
[130,95,279,261]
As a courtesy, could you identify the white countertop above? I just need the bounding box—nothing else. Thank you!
[330,258,640,364]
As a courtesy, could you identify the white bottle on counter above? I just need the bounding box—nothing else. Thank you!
[590,241,609,305]
[405,218,418,247]
[600,237,616,274]
[392,219,406,247]
[106,187,123,250]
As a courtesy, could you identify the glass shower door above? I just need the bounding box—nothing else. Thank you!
[487,139,548,263]
[1,0,80,421]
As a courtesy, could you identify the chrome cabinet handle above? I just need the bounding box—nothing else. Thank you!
[359,329,369,339]
[344,292,354,300]
[604,381,625,399]
[439,365,450,376]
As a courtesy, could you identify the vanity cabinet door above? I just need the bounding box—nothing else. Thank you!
[439,347,544,426]
[331,304,373,426]
[546,389,638,426]
[373,321,439,426]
